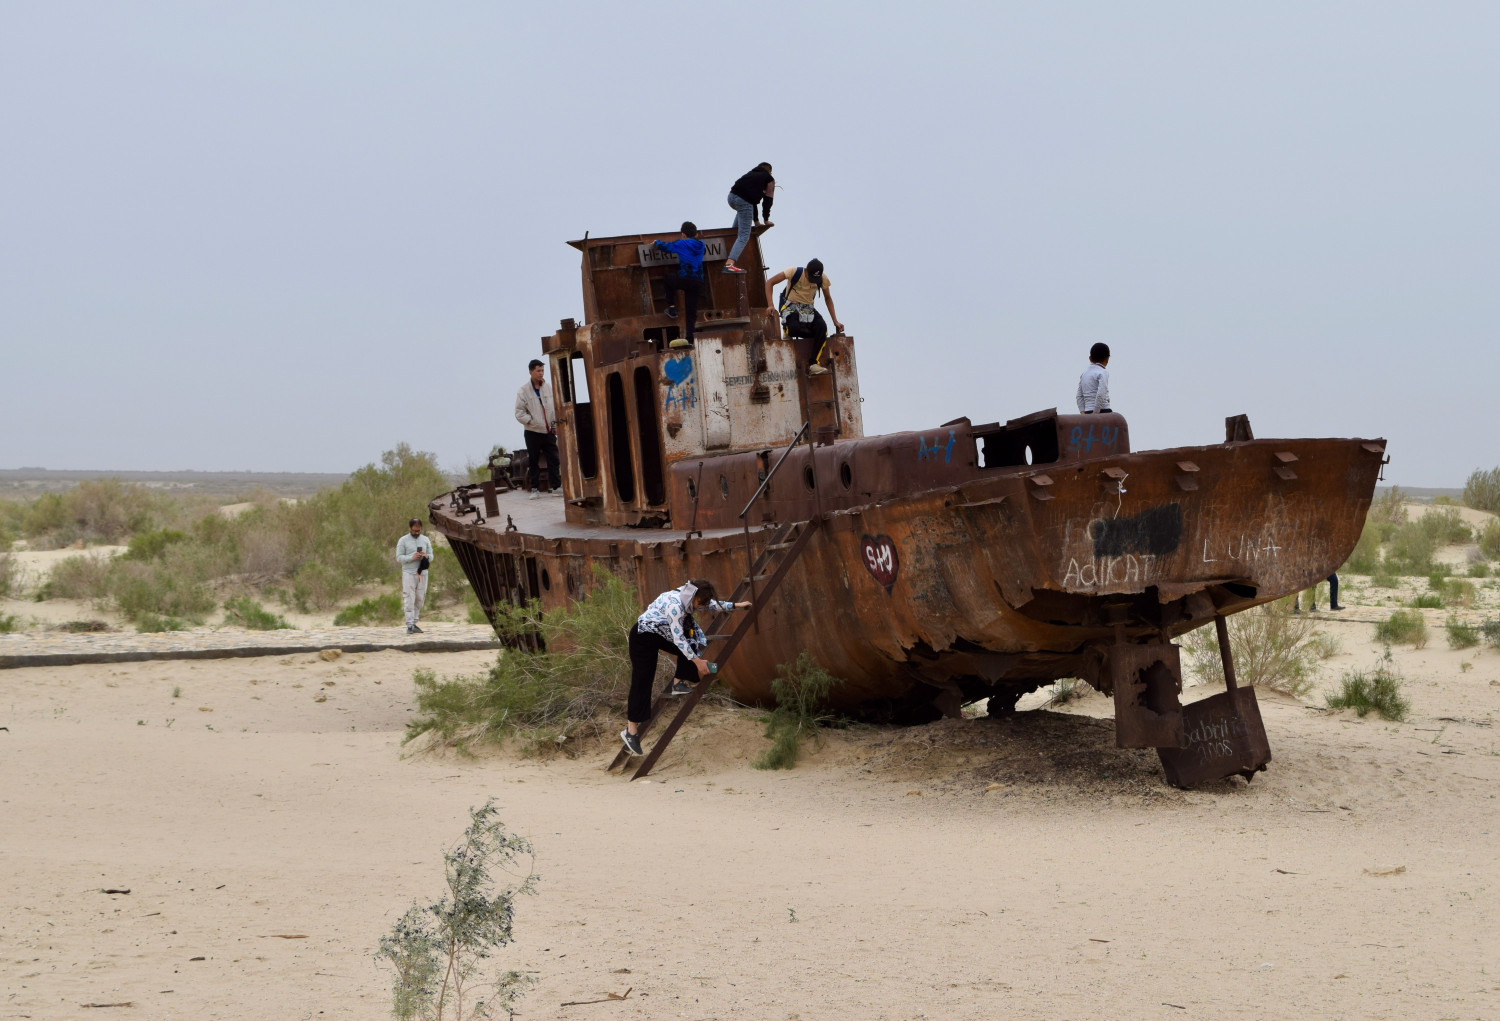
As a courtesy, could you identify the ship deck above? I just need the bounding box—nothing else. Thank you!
[457,487,742,545]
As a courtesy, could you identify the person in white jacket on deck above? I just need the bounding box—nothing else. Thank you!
[514,359,561,497]
[1076,343,1112,414]
[395,518,433,634]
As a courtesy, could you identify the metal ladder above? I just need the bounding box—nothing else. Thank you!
[608,421,822,779]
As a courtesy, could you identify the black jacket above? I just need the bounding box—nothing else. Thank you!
[730,167,775,218]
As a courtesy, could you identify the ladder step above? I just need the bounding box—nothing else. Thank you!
[765,542,796,550]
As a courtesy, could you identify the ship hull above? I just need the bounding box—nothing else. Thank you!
[433,433,1384,720]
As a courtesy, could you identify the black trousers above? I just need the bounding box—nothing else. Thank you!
[627,623,696,724]
[783,308,828,364]
[663,272,702,340]
[524,430,561,491]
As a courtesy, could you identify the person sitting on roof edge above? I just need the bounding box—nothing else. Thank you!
[620,580,751,757]
[1076,342,1112,414]
[767,259,843,376]
[654,222,706,350]
[724,162,774,274]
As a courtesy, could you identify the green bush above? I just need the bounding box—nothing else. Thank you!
[109,560,215,625]
[1343,520,1384,574]
[1445,617,1480,650]
[134,613,191,633]
[1469,561,1491,578]
[19,479,190,547]
[292,561,357,612]
[1440,578,1477,607]
[1409,593,1443,609]
[122,529,188,562]
[0,612,17,634]
[1463,466,1500,513]
[1479,520,1500,561]
[1326,659,1410,721]
[375,799,537,1021]
[1182,600,1323,697]
[1482,619,1500,649]
[755,653,844,770]
[0,552,16,598]
[1384,520,1439,576]
[45,553,114,601]
[222,595,291,631]
[1420,506,1474,545]
[1373,609,1428,648]
[405,568,640,752]
[334,592,403,626]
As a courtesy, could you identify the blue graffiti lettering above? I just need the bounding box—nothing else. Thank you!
[1068,423,1119,455]
[917,431,957,463]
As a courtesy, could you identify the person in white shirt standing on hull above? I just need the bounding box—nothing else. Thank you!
[1076,342,1112,414]
[396,517,433,635]
[515,358,562,498]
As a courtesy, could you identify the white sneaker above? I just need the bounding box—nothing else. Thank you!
[550,489,564,497]
[528,490,541,500]
[808,364,829,376]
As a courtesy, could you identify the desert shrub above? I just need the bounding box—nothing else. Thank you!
[134,613,190,633]
[1369,487,1408,531]
[1481,619,1500,649]
[1445,617,1480,650]
[1326,658,1410,721]
[334,592,403,626]
[1371,571,1398,588]
[1421,506,1473,545]
[755,653,843,770]
[1383,520,1439,576]
[109,560,215,625]
[1343,520,1384,574]
[1373,609,1428,648]
[121,528,188,562]
[20,479,185,547]
[427,545,471,607]
[1409,593,1442,609]
[1441,578,1477,607]
[1181,601,1322,697]
[1469,561,1490,578]
[235,519,293,577]
[0,612,16,633]
[1463,467,1500,513]
[405,568,640,751]
[464,591,490,626]
[1479,520,1500,561]
[45,553,114,601]
[1048,677,1085,706]
[222,595,291,630]
[53,620,112,632]
[376,799,537,1021]
[0,552,16,598]
[292,562,357,612]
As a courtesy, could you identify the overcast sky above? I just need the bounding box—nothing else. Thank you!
[3,3,1496,486]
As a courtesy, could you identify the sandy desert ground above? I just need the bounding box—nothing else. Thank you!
[3,603,1499,1021]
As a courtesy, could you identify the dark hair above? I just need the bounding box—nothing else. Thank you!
[1089,342,1110,363]
[681,221,697,237]
[690,578,717,605]
[408,517,421,527]
[755,162,772,173]
[805,258,824,286]
[528,358,544,371]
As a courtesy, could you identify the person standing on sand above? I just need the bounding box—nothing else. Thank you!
[1076,342,1112,414]
[654,221,707,349]
[619,580,751,757]
[396,517,433,635]
[514,358,562,498]
[1294,573,1344,614]
[724,162,775,274]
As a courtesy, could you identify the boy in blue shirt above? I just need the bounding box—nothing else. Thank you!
[654,221,706,349]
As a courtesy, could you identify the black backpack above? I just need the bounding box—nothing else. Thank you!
[777,266,804,315]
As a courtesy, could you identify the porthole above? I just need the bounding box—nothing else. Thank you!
[1024,445,1034,466]
[719,475,730,500]
[566,572,577,594]
[541,568,551,591]
[839,462,852,488]
[687,477,697,500]
[803,465,816,490]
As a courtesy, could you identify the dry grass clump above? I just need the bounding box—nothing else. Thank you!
[1480,520,1500,562]
[1326,657,1410,721]
[404,567,640,754]
[1445,617,1480,650]
[222,595,291,631]
[754,653,844,770]
[45,553,114,601]
[12,479,205,548]
[1374,609,1428,648]
[0,552,17,599]
[334,592,403,626]
[1182,600,1323,697]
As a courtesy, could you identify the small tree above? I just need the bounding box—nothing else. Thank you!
[376,800,539,1020]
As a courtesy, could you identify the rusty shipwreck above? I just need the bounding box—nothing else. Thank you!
[429,225,1388,785]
